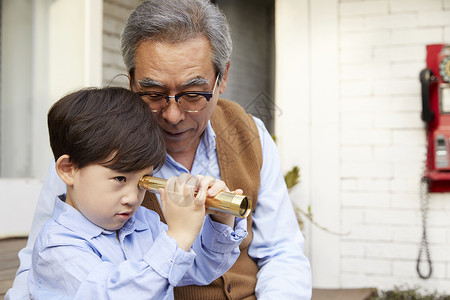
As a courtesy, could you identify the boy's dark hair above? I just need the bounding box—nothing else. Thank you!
[48,87,166,172]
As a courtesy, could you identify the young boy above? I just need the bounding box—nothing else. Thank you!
[27,87,247,299]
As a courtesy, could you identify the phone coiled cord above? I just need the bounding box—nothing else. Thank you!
[416,176,432,279]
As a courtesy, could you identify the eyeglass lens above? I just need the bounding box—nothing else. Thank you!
[141,93,209,112]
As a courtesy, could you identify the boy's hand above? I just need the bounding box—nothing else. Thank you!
[160,173,206,251]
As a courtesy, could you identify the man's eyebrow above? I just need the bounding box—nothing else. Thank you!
[138,78,164,88]
[181,76,209,87]
[138,76,209,88]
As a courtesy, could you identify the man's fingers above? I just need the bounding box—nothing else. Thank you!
[193,187,206,209]
[232,188,243,195]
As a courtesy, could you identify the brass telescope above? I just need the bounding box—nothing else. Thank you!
[138,176,251,218]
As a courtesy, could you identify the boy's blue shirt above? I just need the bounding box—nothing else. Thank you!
[28,196,247,300]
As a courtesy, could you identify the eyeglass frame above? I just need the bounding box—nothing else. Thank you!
[136,74,220,113]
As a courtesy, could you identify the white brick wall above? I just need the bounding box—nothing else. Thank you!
[339,0,450,293]
[102,0,142,87]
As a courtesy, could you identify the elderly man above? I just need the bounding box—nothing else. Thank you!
[6,0,311,299]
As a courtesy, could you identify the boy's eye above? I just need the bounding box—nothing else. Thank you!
[115,176,126,183]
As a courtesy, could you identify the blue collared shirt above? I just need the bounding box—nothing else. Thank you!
[7,118,312,300]
[28,196,247,300]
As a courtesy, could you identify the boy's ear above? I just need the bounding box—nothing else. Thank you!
[55,155,75,185]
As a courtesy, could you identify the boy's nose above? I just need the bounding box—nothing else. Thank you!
[121,189,141,206]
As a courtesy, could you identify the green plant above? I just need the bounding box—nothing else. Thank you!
[284,166,300,192]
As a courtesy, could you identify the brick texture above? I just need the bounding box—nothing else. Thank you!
[102,0,142,87]
[339,0,450,293]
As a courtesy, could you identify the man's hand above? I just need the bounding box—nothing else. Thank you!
[196,175,239,229]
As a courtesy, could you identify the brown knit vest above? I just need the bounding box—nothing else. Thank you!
[141,99,263,299]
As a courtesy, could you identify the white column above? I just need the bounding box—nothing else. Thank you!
[48,0,103,101]
[275,0,311,228]
[275,0,340,287]
[309,0,340,288]
[31,0,103,179]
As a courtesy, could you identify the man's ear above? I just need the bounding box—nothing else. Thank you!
[55,155,76,186]
[128,72,134,91]
[218,62,230,94]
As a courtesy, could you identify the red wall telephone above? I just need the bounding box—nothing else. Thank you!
[417,44,449,279]
[420,44,450,192]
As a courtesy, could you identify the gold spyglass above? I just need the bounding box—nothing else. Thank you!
[138,176,251,218]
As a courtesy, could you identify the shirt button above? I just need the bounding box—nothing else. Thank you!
[227,284,231,293]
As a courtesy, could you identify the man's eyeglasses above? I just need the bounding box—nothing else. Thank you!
[137,75,220,113]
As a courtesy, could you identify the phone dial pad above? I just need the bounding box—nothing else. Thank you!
[440,47,450,82]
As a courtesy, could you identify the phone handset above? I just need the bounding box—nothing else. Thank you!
[420,68,436,123]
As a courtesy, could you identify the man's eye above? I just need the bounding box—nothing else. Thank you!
[115,176,126,183]
[182,93,203,101]
[141,93,165,101]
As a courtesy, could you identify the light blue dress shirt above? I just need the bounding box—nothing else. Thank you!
[28,196,247,299]
[7,118,312,300]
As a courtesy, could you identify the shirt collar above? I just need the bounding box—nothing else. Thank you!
[202,120,217,155]
[53,195,148,240]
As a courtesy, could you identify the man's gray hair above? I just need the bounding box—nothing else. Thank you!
[121,0,232,80]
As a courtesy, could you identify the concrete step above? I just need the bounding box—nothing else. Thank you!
[312,288,377,300]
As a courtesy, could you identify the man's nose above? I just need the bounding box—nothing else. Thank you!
[161,99,185,125]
